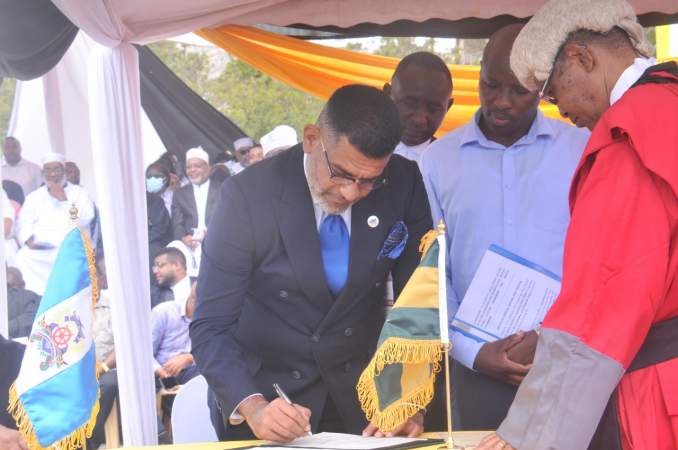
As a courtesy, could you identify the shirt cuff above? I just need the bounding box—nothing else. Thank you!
[229,393,265,425]
[450,331,484,370]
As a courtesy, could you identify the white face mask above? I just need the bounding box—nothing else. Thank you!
[146,176,166,194]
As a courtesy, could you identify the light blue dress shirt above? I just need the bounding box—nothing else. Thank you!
[420,110,590,369]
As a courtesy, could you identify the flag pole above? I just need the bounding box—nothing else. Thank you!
[436,221,462,450]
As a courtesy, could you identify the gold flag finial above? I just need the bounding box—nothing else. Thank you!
[69,203,79,222]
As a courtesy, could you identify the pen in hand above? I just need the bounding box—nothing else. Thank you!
[273,383,313,436]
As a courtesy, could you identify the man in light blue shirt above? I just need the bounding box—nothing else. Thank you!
[420,24,590,430]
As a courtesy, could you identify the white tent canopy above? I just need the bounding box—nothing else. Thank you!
[30,0,678,446]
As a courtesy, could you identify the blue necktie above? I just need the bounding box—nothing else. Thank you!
[319,214,350,297]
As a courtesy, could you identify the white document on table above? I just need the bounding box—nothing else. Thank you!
[451,245,561,343]
[266,432,429,450]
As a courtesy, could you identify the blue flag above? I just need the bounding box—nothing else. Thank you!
[8,227,100,450]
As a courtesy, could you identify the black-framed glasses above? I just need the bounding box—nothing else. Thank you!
[539,68,557,105]
[320,139,387,190]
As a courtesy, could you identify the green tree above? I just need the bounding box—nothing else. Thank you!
[0,78,17,140]
[148,42,211,93]
[374,37,435,58]
[204,59,324,141]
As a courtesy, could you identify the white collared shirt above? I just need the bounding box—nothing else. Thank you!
[610,57,657,106]
[303,154,351,235]
[393,139,431,164]
[192,179,210,231]
[170,275,192,317]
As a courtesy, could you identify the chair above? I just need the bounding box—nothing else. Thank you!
[170,375,217,444]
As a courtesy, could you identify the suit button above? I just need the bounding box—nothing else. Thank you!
[344,328,353,337]
[292,370,302,380]
[344,362,351,372]
[279,290,289,299]
[311,335,320,343]
[375,282,383,288]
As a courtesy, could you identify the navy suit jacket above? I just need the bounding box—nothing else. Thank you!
[190,144,432,434]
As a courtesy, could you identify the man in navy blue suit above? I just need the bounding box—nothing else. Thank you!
[191,85,433,443]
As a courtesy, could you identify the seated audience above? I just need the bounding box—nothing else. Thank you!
[151,247,190,310]
[2,136,42,196]
[146,163,175,217]
[89,255,120,449]
[6,267,39,339]
[14,153,95,295]
[260,125,297,159]
[0,334,26,449]
[170,147,221,277]
[247,144,263,166]
[227,137,253,175]
[2,180,24,206]
[64,161,81,185]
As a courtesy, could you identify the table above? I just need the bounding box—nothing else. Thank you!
[124,431,491,450]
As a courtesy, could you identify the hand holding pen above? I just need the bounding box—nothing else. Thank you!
[238,385,312,443]
[274,383,313,437]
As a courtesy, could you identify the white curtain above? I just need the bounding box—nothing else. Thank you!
[87,43,159,445]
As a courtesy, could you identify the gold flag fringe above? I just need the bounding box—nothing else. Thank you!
[357,337,442,432]
[7,382,101,450]
[418,230,438,259]
[5,226,102,450]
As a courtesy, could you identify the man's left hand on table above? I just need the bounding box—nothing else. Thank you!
[362,411,424,438]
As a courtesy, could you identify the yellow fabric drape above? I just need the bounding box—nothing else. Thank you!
[197,25,563,134]
[197,25,678,135]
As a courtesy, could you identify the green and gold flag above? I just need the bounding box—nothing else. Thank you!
[357,229,447,432]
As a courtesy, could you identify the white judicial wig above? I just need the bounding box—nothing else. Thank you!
[510,0,652,91]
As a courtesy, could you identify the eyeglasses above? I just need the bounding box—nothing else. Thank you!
[320,138,387,190]
[539,68,557,105]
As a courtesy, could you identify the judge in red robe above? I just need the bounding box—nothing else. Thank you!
[477,0,678,449]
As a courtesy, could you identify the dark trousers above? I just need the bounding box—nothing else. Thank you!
[209,393,347,441]
[87,370,119,449]
[451,361,517,430]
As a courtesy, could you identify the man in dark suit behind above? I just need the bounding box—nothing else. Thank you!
[171,146,221,248]
[191,85,433,443]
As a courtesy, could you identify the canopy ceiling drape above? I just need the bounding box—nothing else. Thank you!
[0,0,77,80]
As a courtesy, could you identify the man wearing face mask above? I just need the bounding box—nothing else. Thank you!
[170,146,221,276]
[191,85,431,442]
[420,24,590,431]
[384,52,453,165]
[146,163,173,216]
[14,152,95,295]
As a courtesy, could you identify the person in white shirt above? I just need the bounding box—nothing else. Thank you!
[383,52,453,164]
[14,152,95,295]
[2,137,43,196]
[170,146,221,276]
[226,137,253,175]
[1,188,17,266]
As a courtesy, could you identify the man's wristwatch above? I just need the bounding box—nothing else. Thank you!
[100,362,111,373]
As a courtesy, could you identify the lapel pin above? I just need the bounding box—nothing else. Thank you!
[367,215,379,228]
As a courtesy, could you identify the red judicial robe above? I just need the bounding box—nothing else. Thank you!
[497,67,678,449]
